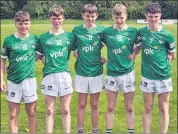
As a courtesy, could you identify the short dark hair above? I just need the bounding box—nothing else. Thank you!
[49,5,64,17]
[146,3,161,14]
[14,11,30,22]
[82,4,98,14]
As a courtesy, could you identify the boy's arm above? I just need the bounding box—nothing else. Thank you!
[129,44,142,60]
[35,52,45,64]
[1,58,7,92]
[168,51,175,61]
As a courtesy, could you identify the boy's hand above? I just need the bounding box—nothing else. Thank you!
[1,79,6,92]
[101,57,107,64]
[6,66,9,73]
[73,50,78,58]
[129,53,136,61]
[168,54,173,61]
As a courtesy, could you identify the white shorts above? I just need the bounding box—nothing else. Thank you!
[41,72,73,97]
[140,76,173,94]
[74,74,104,94]
[105,70,135,93]
[7,77,38,103]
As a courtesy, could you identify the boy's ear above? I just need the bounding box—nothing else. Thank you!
[160,13,162,18]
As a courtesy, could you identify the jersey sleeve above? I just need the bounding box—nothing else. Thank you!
[135,30,142,47]
[67,33,75,60]
[71,29,78,51]
[1,38,8,59]
[34,35,39,50]
[36,36,44,56]
[166,33,176,52]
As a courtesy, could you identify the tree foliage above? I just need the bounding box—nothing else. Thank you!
[1,0,177,19]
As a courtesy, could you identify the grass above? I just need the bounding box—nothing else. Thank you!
[1,20,177,133]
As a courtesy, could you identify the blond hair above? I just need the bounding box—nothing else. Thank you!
[112,4,127,16]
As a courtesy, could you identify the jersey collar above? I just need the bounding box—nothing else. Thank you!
[147,25,163,32]
[14,33,29,40]
[83,24,96,30]
[113,24,128,31]
[49,29,64,35]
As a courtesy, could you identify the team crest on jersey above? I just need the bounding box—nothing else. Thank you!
[62,47,67,51]
[122,45,127,49]
[93,41,98,46]
[127,37,131,40]
[32,44,35,48]
[67,41,70,44]
[159,40,163,44]
[153,46,159,49]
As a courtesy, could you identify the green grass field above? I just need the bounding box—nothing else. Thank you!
[1,19,177,133]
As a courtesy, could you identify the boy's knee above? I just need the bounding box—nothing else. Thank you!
[107,106,115,113]
[60,108,69,115]
[78,103,86,110]
[46,107,55,116]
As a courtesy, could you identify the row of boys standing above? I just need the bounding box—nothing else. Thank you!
[1,2,175,134]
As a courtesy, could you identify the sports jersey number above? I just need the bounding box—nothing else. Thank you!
[117,36,123,41]
[22,44,28,50]
[88,35,92,40]
[149,37,154,43]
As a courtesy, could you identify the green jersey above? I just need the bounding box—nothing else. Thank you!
[103,26,137,76]
[135,26,176,80]
[1,34,38,83]
[72,25,104,77]
[37,31,74,77]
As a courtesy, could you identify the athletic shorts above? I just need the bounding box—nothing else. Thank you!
[7,77,37,103]
[41,72,73,97]
[105,70,135,93]
[140,76,172,94]
[74,74,104,94]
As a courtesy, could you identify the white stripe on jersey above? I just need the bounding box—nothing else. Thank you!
[1,55,7,59]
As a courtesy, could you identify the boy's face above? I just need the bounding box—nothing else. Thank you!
[112,13,127,27]
[146,13,161,27]
[49,15,64,29]
[15,21,30,35]
[82,12,98,26]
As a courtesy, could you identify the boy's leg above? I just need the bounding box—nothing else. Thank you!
[123,92,134,133]
[60,94,72,133]
[8,102,20,133]
[44,95,56,133]
[77,93,87,133]
[106,89,117,132]
[25,101,37,133]
[158,92,170,133]
[143,92,155,133]
[90,92,100,133]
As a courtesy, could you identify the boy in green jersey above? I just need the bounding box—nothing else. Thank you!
[130,3,175,133]
[72,4,106,133]
[36,5,74,133]
[103,4,136,133]
[1,11,38,133]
